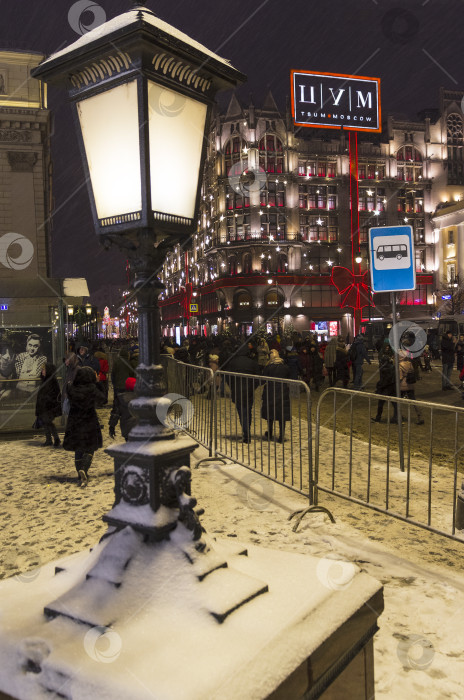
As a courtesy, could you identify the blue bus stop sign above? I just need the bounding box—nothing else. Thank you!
[368,225,415,293]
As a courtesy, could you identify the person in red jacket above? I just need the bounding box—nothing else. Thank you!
[93,347,109,404]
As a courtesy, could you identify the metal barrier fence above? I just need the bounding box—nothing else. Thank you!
[314,387,464,542]
[213,370,314,499]
[162,357,464,542]
[161,356,214,453]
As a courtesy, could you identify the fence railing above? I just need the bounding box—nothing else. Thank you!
[162,357,464,542]
[314,387,464,541]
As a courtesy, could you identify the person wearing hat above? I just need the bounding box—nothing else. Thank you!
[109,376,137,441]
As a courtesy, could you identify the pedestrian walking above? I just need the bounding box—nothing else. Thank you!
[399,351,424,424]
[63,366,106,486]
[256,336,270,368]
[324,336,338,386]
[35,363,62,447]
[93,346,109,404]
[261,349,290,443]
[440,330,455,390]
[371,345,398,423]
[308,344,324,391]
[111,346,136,400]
[334,336,350,388]
[350,334,371,390]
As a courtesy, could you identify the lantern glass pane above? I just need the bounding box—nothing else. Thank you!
[77,81,142,220]
[148,82,207,220]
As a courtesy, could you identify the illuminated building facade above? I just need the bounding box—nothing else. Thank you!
[160,88,464,339]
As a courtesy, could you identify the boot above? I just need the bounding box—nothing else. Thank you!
[41,440,52,447]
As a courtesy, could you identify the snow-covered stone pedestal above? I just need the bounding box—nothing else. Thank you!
[0,533,383,700]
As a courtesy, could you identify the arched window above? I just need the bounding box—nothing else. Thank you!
[228,256,237,275]
[258,134,284,173]
[242,253,252,274]
[396,146,423,181]
[235,291,252,308]
[447,113,464,185]
[264,289,283,307]
[224,137,248,177]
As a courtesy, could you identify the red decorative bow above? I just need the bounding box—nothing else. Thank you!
[180,283,193,319]
[331,266,371,310]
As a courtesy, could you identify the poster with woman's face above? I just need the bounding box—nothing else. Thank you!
[0,328,53,404]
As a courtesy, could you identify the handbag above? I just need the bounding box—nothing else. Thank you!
[406,369,416,384]
[32,417,43,430]
[322,365,328,377]
[62,396,70,414]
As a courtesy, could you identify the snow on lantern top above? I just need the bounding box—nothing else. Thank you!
[31,5,246,241]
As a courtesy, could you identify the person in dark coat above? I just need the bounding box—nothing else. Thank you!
[334,337,350,388]
[223,345,259,443]
[93,347,109,404]
[77,346,100,374]
[62,352,79,419]
[63,366,106,486]
[440,331,455,390]
[283,344,301,381]
[35,363,62,447]
[308,345,324,391]
[261,349,290,442]
[109,376,137,441]
[350,334,371,390]
[371,345,398,423]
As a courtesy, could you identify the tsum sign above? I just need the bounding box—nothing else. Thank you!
[291,70,381,132]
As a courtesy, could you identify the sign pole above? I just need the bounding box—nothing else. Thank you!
[349,131,361,336]
[391,292,405,472]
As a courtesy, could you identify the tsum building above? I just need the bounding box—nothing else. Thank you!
[160,88,464,340]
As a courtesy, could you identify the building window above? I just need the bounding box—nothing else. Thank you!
[260,213,287,239]
[298,159,336,178]
[226,183,250,210]
[397,189,423,214]
[224,137,248,178]
[396,146,423,181]
[447,113,464,185]
[358,163,385,180]
[260,180,285,207]
[226,214,250,241]
[264,289,281,307]
[448,229,455,245]
[235,291,252,308]
[242,253,252,274]
[277,253,288,272]
[259,134,284,173]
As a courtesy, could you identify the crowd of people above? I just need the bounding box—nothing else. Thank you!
[29,327,464,480]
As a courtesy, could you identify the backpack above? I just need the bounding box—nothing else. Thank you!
[349,344,358,362]
[406,369,416,384]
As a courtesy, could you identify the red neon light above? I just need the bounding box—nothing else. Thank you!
[331,266,371,310]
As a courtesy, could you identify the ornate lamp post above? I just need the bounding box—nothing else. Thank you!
[32,2,246,626]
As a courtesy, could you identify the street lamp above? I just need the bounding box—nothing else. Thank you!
[33,2,245,626]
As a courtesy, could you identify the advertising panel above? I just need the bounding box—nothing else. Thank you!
[291,70,381,132]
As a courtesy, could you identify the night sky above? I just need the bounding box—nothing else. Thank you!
[1,0,463,292]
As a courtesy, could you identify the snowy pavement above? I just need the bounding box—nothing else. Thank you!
[0,423,463,699]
